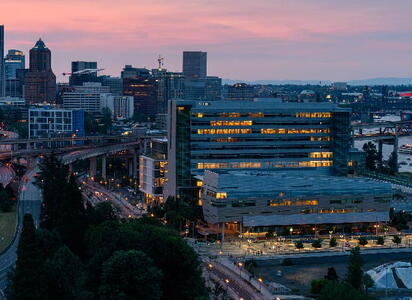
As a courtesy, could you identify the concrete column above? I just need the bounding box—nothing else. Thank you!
[394,134,399,173]
[378,140,383,166]
[90,157,97,179]
[68,163,73,174]
[221,222,225,246]
[132,154,138,178]
[128,159,134,177]
[101,156,107,180]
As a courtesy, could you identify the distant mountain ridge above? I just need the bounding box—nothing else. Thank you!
[223,77,412,86]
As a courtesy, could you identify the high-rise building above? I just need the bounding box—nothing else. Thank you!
[165,99,351,199]
[121,65,158,120]
[69,61,98,86]
[4,50,25,79]
[4,50,25,98]
[0,25,5,97]
[183,51,207,78]
[184,76,222,101]
[24,39,56,104]
[98,75,123,95]
[152,69,185,114]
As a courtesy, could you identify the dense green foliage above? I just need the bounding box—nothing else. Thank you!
[358,237,368,246]
[310,247,376,299]
[312,239,322,248]
[363,142,378,171]
[10,155,207,300]
[346,247,364,290]
[0,183,14,212]
[329,237,337,247]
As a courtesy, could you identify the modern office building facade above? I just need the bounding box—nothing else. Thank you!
[184,76,222,101]
[62,82,111,113]
[100,95,134,119]
[0,25,5,97]
[183,51,207,78]
[4,50,26,98]
[28,107,84,138]
[24,39,56,104]
[139,138,168,205]
[152,69,185,114]
[165,99,351,199]
[201,170,392,227]
[4,50,25,79]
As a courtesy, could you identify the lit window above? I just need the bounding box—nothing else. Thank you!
[216,192,227,199]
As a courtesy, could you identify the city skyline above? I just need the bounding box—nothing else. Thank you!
[2,0,412,82]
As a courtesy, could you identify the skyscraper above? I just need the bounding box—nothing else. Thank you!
[4,50,25,98]
[0,25,5,97]
[183,51,207,78]
[24,39,57,104]
[70,61,98,86]
[5,50,25,79]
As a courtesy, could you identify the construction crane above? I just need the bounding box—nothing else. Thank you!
[62,68,104,76]
[157,55,164,70]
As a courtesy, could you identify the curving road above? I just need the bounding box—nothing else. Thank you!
[0,166,42,298]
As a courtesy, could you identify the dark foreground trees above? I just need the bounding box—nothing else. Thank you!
[311,247,377,300]
[10,155,207,300]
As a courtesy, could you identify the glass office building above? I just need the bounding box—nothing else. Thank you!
[166,99,352,200]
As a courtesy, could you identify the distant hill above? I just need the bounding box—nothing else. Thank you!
[223,77,412,86]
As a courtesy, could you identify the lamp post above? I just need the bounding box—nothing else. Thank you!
[238,262,243,277]
[224,279,230,292]
[258,277,263,292]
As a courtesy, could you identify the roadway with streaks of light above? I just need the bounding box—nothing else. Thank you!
[0,166,42,298]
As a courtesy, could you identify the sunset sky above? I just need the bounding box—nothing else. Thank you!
[2,0,412,81]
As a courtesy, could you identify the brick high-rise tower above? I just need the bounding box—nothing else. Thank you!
[24,39,56,104]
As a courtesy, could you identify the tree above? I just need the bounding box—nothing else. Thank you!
[363,273,374,295]
[329,237,337,247]
[295,241,304,250]
[10,214,44,299]
[36,153,69,229]
[376,236,385,245]
[358,237,368,246]
[387,151,398,174]
[318,281,376,300]
[324,267,339,281]
[363,142,378,171]
[346,247,363,290]
[0,183,13,212]
[312,239,322,248]
[99,250,162,300]
[56,175,89,255]
[101,107,113,134]
[311,279,328,294]
[393,235,402,246]
[265,229,274,238]
[93,201,118,224]
[42,246,92,300]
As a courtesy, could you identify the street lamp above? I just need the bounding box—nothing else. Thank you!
[258,277,263,292]
[224,279,230,292]
[289,227,293,235]
[238,262,243,277]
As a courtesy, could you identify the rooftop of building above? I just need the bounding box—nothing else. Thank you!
[174,99,351,112]
[204,170,392,195]
[33,39,47,50]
